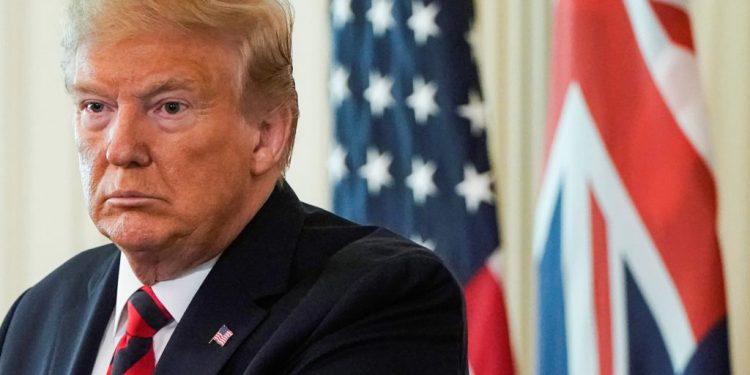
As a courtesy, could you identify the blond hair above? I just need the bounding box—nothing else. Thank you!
[62,0,299,168]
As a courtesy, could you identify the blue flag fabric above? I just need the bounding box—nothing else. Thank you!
[329,0,498,285]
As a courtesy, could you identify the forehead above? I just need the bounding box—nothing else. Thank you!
[72,30,241,95]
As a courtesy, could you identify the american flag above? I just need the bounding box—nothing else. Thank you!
[330,0,513,373]
[210,324,234,347]
[535,0,729,374]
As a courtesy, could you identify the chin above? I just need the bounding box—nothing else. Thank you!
[96,214,178,254]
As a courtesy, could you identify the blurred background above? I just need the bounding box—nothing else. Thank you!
[0,0,747,374]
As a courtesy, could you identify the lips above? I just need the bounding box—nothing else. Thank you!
[105,190,160,207]
[109,190,149,198]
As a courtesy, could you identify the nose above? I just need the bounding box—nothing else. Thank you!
[106,108,152,167]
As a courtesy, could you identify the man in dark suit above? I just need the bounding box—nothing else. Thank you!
[0,0,467,374]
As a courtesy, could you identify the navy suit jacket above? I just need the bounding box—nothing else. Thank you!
[0,183,467,374]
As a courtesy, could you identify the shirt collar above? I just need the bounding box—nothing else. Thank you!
[113,253,219,337]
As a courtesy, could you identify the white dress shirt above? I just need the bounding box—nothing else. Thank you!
[91,254,219,375]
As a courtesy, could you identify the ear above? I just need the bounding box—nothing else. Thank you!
[250,105,293,176]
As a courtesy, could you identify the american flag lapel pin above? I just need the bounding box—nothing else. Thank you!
[209,324,234,347]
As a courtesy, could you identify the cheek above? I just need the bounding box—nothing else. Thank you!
[181,121,256,175]
[75,133,106,206]
[185,150,252,191]
[77,154,93,207]
[172,137,254,204]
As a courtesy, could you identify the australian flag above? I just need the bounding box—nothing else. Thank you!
[330,0,514,373]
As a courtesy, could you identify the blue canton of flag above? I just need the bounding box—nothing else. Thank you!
[329,0,497,285]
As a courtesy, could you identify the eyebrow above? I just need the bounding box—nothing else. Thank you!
[134,78,201,100]
[70,78,203,99]
[70,82,111,97]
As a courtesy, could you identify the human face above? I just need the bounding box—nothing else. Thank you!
[72,31,267,261]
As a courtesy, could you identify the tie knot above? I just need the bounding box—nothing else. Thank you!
[125,286,173,338]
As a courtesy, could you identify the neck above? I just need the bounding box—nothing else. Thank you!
[122,248,223,285]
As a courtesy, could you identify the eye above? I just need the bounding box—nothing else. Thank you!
[152,99,193,129]
[163,102,184,114]
[85,102,106,113]
[78,100,112,130]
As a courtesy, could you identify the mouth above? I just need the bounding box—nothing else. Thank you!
[105,190,160,207]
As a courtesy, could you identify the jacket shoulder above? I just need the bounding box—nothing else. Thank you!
[295,203,449,271]
[275,207,467,374]
[25,244,118,297]
[0,244,118,374]
[295,228,466,373]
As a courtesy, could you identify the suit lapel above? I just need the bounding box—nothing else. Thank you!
[52,247,119,375]
[155,182,305,375]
